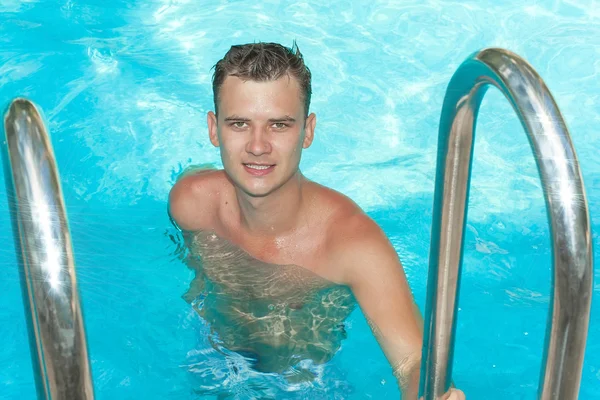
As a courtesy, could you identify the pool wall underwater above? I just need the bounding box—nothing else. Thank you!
[1,1,599,399]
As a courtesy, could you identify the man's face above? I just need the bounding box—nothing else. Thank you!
[208,75,315,197]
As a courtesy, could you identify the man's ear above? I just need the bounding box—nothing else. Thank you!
[302,113,316,148]
[207,111,219,147]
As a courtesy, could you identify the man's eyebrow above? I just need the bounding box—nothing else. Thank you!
[268,116,296,123]
[223,115,251,122]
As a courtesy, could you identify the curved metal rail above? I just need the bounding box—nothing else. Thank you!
[2,99,94,399]
[418,48,593,399]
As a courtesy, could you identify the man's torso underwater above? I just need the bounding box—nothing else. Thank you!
[181,230,357,374]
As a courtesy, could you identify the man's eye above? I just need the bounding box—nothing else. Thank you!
[232,122,247,128]
[273,123,288,129]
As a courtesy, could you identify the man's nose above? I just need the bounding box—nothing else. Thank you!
[246,128,272,156]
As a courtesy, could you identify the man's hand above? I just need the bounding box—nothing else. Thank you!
[418,388,465,400]
[446,388,466,400]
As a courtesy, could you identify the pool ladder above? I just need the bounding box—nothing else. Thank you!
[2,100,94,399]
[419,48,593,399]
[1,48,593,399]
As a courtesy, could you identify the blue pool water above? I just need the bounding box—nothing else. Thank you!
[1,1,599,398]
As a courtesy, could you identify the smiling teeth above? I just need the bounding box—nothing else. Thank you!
[246,164,271,170]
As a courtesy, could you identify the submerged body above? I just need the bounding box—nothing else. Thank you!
[183,228,355,373]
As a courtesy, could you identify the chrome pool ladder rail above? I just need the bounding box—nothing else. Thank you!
[2,98,94,399]
[418,48,593,400]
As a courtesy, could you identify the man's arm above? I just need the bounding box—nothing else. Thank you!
[168,170,220,305]
[336,217,422,396]
[335,215,464,399]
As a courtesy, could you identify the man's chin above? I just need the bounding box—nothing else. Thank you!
[241,186,275,198]
[227,170,297,198]
[229,179,274,198]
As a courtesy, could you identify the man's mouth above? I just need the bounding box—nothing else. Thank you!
[243,163,275,175]
[244,164,273,170]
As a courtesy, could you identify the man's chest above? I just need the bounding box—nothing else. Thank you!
[241,233,324,268]
[189,230,341,296]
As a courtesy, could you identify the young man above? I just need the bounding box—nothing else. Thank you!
[169,42,465,399]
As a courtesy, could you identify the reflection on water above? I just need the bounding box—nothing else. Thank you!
[170,229,357,397]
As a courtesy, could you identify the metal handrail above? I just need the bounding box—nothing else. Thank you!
[2,99,94,399]
[418,48,593,399]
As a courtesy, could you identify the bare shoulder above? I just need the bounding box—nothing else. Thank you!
[307,182,399,284]
[307,181,387,242]
[168,169,230,231]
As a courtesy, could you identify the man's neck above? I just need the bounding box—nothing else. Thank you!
[235,172,305,236]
